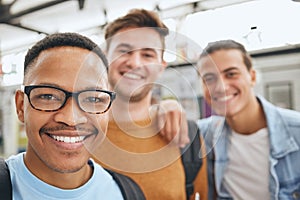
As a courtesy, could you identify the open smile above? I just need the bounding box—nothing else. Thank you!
[45,133,95,144]
[122,71,144,80]
[213,93,238,102]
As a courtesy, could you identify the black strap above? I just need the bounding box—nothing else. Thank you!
[0,158,12,200]
[105,169,145,200]
[181,120,203,199]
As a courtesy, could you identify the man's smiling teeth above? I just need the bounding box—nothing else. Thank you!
[216,95,234,102]
[52,135,85,143]
[123,73,142,80]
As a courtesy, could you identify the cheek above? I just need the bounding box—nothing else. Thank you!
[92,115,109,148]
[108,61,121,78]
[108,70,117,89]
[203,85,213,100]
[107,52,118,64]
[147,64,163,78]
[237,77,252,90]
[241,72,254,85]
[24,111,44,140]
[96,114,109,135]
[108,53,124,67]
[23,103,50,136]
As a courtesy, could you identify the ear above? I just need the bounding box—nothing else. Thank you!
[249,69,256,87]
[159,60,167,74]
[15,90,25,123]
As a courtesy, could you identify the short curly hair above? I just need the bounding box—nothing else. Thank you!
[24,32,108,77]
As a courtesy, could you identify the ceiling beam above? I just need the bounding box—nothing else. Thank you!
[0,0,71,23]
[7,23,49,35]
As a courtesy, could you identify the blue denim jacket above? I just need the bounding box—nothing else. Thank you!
[198,96,300,200]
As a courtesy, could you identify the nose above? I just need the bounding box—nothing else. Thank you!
[213,76,229,94]
[54,98,87,126]
[125,51,143,69]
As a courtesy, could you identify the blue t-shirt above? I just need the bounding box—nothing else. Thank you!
[6,153,123,200]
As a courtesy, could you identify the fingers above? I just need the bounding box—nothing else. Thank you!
[156,99,190,148]
[179,111,190,148]
[164,110,180,143]
[157,105,166,134]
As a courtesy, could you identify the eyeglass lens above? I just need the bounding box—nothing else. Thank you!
[28,87,112,113]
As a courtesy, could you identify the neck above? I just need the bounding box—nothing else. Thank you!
[226,96,267,135]
[110,93,153,122]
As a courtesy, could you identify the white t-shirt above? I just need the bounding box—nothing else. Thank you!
[223,128,270,200]
[6,153,123,200]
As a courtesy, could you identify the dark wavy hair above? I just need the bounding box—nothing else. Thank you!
[199,39,252,71]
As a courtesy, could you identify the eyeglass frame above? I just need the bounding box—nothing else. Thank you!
[22,85,116,114]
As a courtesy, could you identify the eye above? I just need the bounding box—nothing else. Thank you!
[84,96,106,103]
[80,92,110,104]
[143,52,155,58]
[40,94,54,100]
[203,74,217,84]
[119,49,129,54]
[226,70,239,78]
[117,48,131,55]
[142,50,156,58]
[36,94,61,101]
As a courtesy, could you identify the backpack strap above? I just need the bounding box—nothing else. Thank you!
[105,169,145,200]
[0,158,12,200]
[199,116,223,200]
[181,120,203,199]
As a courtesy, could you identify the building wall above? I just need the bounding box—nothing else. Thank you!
[253,51,300,111]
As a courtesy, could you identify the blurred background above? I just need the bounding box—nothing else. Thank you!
[1,0,300,157]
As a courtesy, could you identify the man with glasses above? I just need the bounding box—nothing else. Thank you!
[4,32,144,199]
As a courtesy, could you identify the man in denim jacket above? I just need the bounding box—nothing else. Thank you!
[197,40,300,200]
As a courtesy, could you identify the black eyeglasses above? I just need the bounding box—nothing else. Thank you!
[23,85,116,114]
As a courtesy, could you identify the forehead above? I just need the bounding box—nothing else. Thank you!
[25,46,108,89]
[198,49,245,74]
[108,27,163,51]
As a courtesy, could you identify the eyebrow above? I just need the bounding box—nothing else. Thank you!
[201,66,239,78]
[84,86,105,91]
[36,83,104,91]
[116,43,158,53]
[37,83,61,88]
[115,43,133,50]
[222,67,239,74]
[142,48,158,52]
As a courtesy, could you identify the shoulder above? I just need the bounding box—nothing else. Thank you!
[104,169,146,200]
[197,116,225,135]
[196,116,227,151]
[89,159,113,180]
[90,159,145,200]
[5,153,24,171]
[276,107,300,126]
[87,160,125,199]
[263,100,300,127]
[258,95,300,126]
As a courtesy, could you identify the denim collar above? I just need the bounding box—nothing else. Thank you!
[257,96,299,158]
